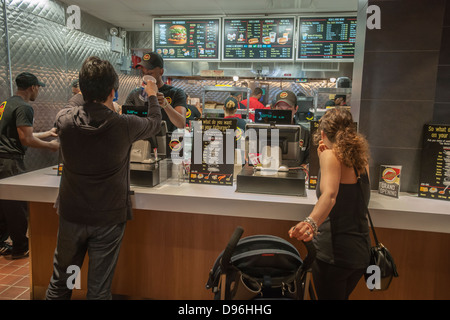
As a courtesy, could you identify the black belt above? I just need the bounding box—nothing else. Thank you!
[0,153,24,160]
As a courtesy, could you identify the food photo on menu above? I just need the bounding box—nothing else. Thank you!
[168,25,187,45]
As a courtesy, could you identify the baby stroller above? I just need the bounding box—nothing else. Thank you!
[206,226,317,300]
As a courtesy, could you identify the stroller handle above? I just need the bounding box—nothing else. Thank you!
[301,240,317,270]
[221,226,244,270]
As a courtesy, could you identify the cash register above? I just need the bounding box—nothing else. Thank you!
[236,109,306,196]
[122,105,172,187]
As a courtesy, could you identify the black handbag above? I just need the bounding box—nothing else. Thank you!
[365,210,399,290]
[355,167,399,291]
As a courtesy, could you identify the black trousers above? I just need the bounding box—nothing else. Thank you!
[312,258,365,300]
[45,216,126,300]
[0,157,29,250]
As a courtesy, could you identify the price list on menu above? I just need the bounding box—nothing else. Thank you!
[419,124,450,201]
[223,17,295,60]
[153,18,220,60]
[298,16,357,59]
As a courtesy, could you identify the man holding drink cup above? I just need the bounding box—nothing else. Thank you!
[125,52,187,132]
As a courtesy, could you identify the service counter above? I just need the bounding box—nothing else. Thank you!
[0,167,449,300]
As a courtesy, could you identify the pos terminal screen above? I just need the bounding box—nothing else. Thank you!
[254,109,292,124]
[121,105,148,117]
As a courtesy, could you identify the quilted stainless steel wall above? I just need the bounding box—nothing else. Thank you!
[0,0,141,172]
[0,1,10,100]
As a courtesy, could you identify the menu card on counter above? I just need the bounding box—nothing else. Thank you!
[153,18,220,60]
[419,124,450,201]
[378,165,402,198]
[189,118,237,186]
[298,16,357,60]
[222,17,295,60]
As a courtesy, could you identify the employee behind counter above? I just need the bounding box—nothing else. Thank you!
[125,52,187,132]
[273,90,310,165]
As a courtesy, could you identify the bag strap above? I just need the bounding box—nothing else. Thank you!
[353,166,380,246]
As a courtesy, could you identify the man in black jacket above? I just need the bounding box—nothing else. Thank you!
[45,56,162,300]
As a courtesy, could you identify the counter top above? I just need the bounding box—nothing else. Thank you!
[0,167,449,233]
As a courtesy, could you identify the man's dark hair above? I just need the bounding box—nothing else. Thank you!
[253,87,263,96]
[79,56,119,103]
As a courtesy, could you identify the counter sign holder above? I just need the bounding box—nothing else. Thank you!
[378,165,402,198]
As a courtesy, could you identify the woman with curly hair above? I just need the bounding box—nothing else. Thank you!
[289,107,371,300]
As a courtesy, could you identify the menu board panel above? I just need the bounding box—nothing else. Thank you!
[153,18,220,60]
[222,17,295,60]
[298,16,357,60]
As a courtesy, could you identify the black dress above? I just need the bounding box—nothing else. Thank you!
[313,169,371,269]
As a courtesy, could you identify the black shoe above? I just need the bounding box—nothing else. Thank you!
[0,242,12,256]
[11,249,29,259]
[11,243,29,260]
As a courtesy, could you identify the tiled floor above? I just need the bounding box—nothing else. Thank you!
[0,255,31,300]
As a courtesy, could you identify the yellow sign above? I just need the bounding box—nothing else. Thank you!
[0,101,6,120]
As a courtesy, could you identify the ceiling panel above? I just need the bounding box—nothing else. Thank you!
[58,0,358,31]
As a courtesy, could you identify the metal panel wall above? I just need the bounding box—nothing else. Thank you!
[0,0,11,101]
[7,5,67,170]
[0,0,140,172]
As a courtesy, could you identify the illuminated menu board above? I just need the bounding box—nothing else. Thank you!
[298,16,357,60]
[222,17,295,60]
[153,18,220,60]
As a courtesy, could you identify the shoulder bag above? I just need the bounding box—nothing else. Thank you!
[354,167,399,291]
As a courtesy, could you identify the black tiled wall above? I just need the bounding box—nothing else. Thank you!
[359,0,448,192]
[434,0,450,122]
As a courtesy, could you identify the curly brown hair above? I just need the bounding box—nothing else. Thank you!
[313,108,369,172]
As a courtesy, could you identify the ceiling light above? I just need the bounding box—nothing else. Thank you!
[110,27,119,36]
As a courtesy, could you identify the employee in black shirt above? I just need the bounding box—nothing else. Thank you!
[65,79,84,108]
[273,90,310,165]
[125,52,187,132]
[0,72,59,259]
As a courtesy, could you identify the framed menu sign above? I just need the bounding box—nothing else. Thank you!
[222,17,295,60]
[153,18,220,60]
[418,124,450,201]
[297,16,357,60]
[189,118,237,186]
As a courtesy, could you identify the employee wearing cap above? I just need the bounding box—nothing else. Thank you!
[0,72,59,259]
[274,90,310,165]
[223,96,247,132]
[125,52,187,132]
